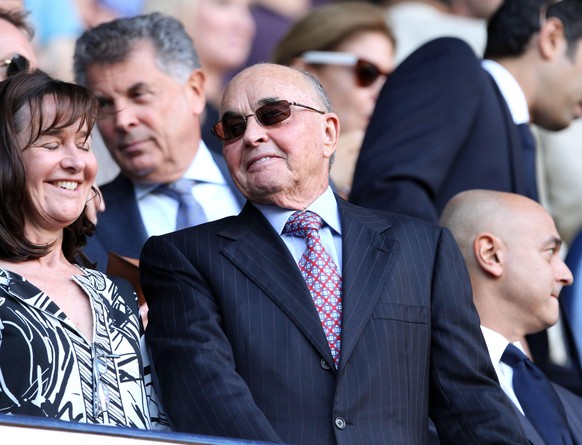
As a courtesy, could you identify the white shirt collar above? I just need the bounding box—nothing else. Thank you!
[481,325,512,365]
[254,187,341,236]
[481,59,530,125]
[133,140,224,199]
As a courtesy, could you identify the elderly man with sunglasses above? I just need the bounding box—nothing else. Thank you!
[140,62,530,445]
[0,8,36,80]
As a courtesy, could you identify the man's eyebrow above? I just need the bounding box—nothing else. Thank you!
[544,236,563,250]
[128,81,149,94]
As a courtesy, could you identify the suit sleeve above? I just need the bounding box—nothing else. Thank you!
[350,38,484,223]
[428,227,529,444]
[140,234,283,442]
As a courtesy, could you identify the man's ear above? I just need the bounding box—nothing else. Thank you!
[474,233,504,278]
[538,16,567,60]
[322,112,340,160]
[186,69,206,115]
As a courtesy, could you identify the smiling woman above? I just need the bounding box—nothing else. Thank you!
[0,70,167,429]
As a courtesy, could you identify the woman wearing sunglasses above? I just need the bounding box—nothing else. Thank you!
[272,1,395,198]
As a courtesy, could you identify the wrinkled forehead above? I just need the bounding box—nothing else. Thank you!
[221,65,314,114]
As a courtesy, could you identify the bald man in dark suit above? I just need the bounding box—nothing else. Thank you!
[441,190,582,445]
[140,63,529,445]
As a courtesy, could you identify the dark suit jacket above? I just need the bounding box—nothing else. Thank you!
[350,37,530,223]
[511,384,582,445]
[140,197,529,445]
[84,150,245,272]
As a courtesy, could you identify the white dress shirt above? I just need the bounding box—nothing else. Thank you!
[135,141,242,236]
[255,187,343,269]
[481,59,530,125]
[480,326,526,414]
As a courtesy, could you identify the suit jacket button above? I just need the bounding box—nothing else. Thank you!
[320,358,332,370]
[334,417,346,430]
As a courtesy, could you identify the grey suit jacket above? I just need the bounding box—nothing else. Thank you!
[140,197,528,445]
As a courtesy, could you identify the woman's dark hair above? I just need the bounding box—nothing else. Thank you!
[0,69,99,264]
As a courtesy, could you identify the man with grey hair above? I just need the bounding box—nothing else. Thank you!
[74,12,244,272]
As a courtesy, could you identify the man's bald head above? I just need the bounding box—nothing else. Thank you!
[440,189,572,339]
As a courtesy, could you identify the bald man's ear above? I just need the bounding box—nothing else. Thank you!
[474,233,503,278]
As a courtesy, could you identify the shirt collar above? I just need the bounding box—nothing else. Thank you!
[254,187,342,236]
[133,140,224,200]
[481,325,528,365]
[481,59,530,125]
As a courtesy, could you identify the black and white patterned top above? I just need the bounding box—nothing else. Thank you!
[0,266,166,429]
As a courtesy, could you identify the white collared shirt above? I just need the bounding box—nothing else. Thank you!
[135,141,242,236]
[481,59,530,125]
[254,187,343,269]
[480,326,526,414]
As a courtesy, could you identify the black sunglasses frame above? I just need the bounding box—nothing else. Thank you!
[211,99,325,142]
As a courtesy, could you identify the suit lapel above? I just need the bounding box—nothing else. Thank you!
[512,405,547,445]
[99,175,149,258]
[336,200,399,368]
[220,200,401,369]
[220,203,334,363]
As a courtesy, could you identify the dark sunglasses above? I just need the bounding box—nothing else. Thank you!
[301,51,390,87]
[212,99,325,142]
[1,54,30,77]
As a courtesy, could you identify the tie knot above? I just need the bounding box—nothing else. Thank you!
[501,343,529,368]
[284,211,323,238]
[169,178,195,196]
[156,179,195,201]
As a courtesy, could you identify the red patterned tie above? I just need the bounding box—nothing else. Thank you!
[284,211,342,367]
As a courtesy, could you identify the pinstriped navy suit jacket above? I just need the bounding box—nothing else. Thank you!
[140,197,529,445]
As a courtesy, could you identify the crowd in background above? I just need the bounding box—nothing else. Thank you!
[1,0,582,444]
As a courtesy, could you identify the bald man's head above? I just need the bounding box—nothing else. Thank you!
[440,190,540,261]
[440,190,572,339]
